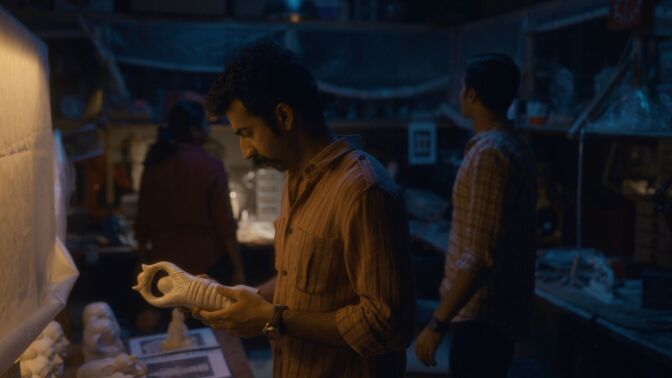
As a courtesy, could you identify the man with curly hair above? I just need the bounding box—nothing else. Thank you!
[194,41,416,378]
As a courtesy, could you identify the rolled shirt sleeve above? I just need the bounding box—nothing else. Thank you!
[335,185,415,358]
[460,148,511,274]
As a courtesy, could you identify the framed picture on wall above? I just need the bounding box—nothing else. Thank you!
[408,121,437,165]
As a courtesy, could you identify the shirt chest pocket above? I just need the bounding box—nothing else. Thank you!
[294,226,341,295]
[273,217,287,271]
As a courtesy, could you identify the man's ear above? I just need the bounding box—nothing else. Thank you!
[275,103,294,132]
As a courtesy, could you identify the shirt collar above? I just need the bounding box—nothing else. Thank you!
[303,135,362,179]
[465,125,513,152]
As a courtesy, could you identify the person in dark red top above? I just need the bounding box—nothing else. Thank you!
[135,101,245,285]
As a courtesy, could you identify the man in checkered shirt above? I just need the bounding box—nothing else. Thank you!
[416,54,537,378]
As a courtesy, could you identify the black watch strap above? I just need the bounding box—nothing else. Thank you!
[264,304,288,339]
[271,304,288,329]
[427,316,450,333]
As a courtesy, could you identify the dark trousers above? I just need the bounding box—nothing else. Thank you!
[449,321,515,378]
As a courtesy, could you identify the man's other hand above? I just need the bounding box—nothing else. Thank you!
[194,285,273,337]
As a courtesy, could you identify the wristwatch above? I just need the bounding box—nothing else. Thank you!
[263,304,288,340]
[427,316,450,334]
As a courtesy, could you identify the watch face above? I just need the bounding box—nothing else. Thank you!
[264,324,282,340]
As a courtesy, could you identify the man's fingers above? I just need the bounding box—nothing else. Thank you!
[416,342,426,365]
[210,320,229,330]
[428,343,437,366]
[216,285,242,299]
[422,348,431,366]
[417,342,435,367]
[199,308,229,321]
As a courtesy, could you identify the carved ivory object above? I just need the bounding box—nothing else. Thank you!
[19,320,69,378]
[27,338,55,364]
[133,262,232,311]
[83,302,118,328]
[76,353,146,378]
[42,321,69,360]
[83,318,126,361]
[19,354,51,378]
[81,302,126,361]
[161,308,193,351]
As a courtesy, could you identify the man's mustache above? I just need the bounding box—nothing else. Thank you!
[252,154,279,167]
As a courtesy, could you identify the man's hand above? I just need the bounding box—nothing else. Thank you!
[415,327,444,367]
[193,285,273,337]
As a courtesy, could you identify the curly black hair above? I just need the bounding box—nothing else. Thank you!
[464,53,520,116]
[206,40,326,134]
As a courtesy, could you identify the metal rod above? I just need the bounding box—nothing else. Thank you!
[569,126,586,285]
[568,48,633,137]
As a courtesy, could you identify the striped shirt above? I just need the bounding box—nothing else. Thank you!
[272,136,415,377]
[441,128,537,340]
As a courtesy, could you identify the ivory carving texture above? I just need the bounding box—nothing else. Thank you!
[19,321,69,378]
[133,261,232,311]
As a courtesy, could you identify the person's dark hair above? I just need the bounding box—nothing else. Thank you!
[144,100,205,166]
[206,40,326,134]
[464,53,520,115]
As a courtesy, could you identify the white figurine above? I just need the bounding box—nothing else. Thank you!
[83,302,118,328]
[18,320,70,378]
[52,354,64,378]
[27,337,56,365]
[133,261,233,311]
[76,354,146,378]
[41,321,70,359]
[161,308,193,351]
[82,317,126,361]
[19,354,51,378]
[20,337,57,378]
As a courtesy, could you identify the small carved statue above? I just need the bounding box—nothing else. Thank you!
[83,302,119,329]
[19,354,51,378]
[82,317,126,361]
[161,308,193,351]
[19,320,71,378]
[41,321,70,359]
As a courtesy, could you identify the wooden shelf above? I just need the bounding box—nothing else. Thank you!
[517,124,571,136]
[586,128,672,139]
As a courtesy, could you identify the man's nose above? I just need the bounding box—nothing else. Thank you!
[240,140,255,160]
